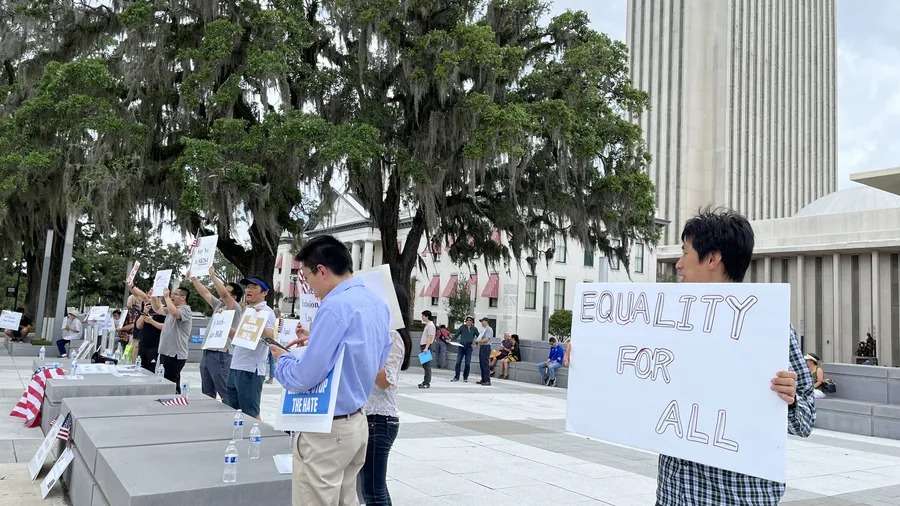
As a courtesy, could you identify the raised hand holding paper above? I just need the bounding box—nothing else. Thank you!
[566,282,789,483]
[150,269,173,296]
[188,234,218,276]
[125,260,140,285]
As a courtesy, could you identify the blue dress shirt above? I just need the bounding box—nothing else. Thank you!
[275,277,391,416]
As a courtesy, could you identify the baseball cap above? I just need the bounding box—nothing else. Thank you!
[240,277,271,292]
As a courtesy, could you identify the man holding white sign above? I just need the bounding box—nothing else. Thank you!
[270,236,390,506]
[569,209,815,505]
[224,275,275,418]
[189,266,244,401]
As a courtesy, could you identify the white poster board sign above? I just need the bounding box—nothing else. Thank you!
[150,269,173,297]
[86,306,109,322]
[72,340,92,361]
[566,282,790,483]
[231,308,266,350]
[126,260,140,285]
[273,347,345,433]
[188,234,218,276]
[203,310,234,350]
[29,416,63,479]
[277,318,300,345]
[0,310,22,330]
[298,294,319,331]
[40,446,74,498]
[356,264,403,330]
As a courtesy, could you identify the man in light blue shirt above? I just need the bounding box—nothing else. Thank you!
[270,235,390,506]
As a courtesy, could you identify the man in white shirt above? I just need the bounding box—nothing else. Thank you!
[57,308,82,357]
[418,310,436,389]
[224,276,276,418]
[475,317,494,386]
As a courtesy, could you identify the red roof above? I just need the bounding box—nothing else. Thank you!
[481,273,499,298]
[420,276,440,297]
[441,274,459,297]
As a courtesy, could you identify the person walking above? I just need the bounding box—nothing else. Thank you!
[475,317,493,386]
[358,330,406,504]
[418,310,435,389]
[189,267,244,401]
[270,235,390,506]
[451,316,478,382]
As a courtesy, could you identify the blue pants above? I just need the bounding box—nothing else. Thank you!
[454,344,473,380]
[200,350,231,400]
[224,369,264,418]
[478,345,491,383]
[358,414,400,505]
[538,361,563,382]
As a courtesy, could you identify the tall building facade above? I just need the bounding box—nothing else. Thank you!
[627,0,836,244]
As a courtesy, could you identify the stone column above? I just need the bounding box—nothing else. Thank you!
[362,241,374,270]
[351,241,362,271]
[763,257,772,282]
[796,255,805,343]
[832,253,841,363]
[872,251,882,362]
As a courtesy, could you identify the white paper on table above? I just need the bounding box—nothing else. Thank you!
[202,310,234,350]
[0,310,22,331]
[150,269,173,297]
[74,364,117,375]
[273,454,292,474]
[29,416,63,479]
[566,282,789,483]
[188,234,218,276]
[40,446,74,498]
[277,318,300,345]
[126,260,140,285]
[355,265,404,330]
[231,308,266,350]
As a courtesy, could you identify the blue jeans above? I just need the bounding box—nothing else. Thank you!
[267,350,275,380]
[478,345,491,383]
[55,339,68,357]
[432,339,448,369]
[454,344,473,380]
[199,350,231,400]
[224,369,264,418]
[359,414,400,505]
[538,361,563,382]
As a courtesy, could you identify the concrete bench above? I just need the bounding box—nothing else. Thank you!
[814,397,900,439]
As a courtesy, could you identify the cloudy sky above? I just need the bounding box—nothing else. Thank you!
[554,0,900,190]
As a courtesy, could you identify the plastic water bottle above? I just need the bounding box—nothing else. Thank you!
[232,410,244,440]
[39,346,45,360]
[70,358,79,379]
[222,440,238,483]
[156,362,165,378]
[248,423,262,460]
[181,383,190,399]
[135,355,142,370]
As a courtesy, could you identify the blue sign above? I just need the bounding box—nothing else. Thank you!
[281,369,335,416]
[274,347,345,433]
[190,335,203,344]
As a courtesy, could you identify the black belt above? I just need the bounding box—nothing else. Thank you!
[333,408,362,420]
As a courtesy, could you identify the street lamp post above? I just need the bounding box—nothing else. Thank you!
[289,273,298,318]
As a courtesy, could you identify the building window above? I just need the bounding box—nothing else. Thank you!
[584,247,594,267]
[609,255,620,270]
[489,297,498,308]
[554,278,566,310]
[431,297,439,306]
[555,234,567,263]
[635,243,644,273]
[525,275,537,310]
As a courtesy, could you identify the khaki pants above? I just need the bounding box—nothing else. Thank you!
[293,412,368,505]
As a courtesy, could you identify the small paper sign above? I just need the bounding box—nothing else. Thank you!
[40,446,74,498]
[86,306,110,323]
[188,235,218,276]
[232,308,266,350]
[356,264,404,330]
[273,347,345,433]
[151,269,173,297]
[203,310,234,350]
[298,294,319,331]
[28,416,63,480]
[0,310,23,331]
[126,261,140,285]
[277,318,300,345]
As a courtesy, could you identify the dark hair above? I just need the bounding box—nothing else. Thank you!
[112,309,121,316]
[421,310,432,320]
[175,287,190,298]
[681,208,755,282]
[296,235,353,275]
[439,324,447,330]
[226,282,244,302]
[549,337,557,343]
[512,334,519,342]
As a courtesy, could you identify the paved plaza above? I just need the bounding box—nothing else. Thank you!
[4,354,900,505]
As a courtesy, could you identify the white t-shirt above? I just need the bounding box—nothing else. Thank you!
[62,317,82,341]
[421,321,436,346]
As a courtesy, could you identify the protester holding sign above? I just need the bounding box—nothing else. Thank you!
[358,329,405,504]
[130,283,193,392]
[189,266,245,401]
[56,308,82,357]
[224,276,275,418]
[653,209,815,505]
[134,305,165,373]
[270,235,390,506]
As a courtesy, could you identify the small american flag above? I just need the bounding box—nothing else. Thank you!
[56,414,72,441]
[157,396,189,407]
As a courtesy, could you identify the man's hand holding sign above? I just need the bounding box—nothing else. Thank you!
[567,209,814,505]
